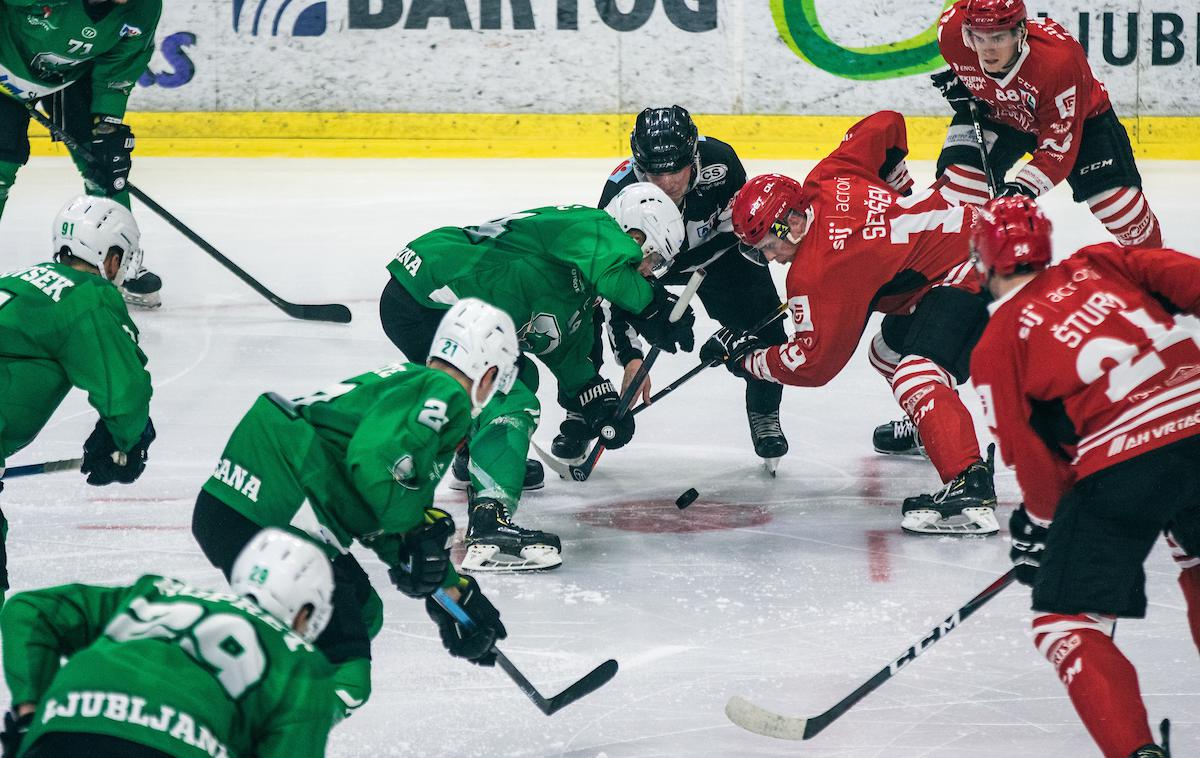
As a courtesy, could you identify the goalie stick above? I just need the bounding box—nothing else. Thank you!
[1,458,83,479]
[431,588,618,715]
[725,568,1017,740]
[18,99,352,324]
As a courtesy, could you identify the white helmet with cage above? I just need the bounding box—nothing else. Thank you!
[230,528,334,643]
[429,297,520,414]
[603,182,685,278]
[51,196,142,286]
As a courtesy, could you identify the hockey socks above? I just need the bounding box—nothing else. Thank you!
[1178,565,1200,654]
[1034,615,1154,758]
[1087,187,1162,248]
[891,356,979,481]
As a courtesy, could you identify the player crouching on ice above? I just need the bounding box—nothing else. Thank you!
[191,299,516,720]
[378,184,693,571]
[0,196,155,608]
[0,528,337,758]
[970,197,1198,758]
[706,111,998,535]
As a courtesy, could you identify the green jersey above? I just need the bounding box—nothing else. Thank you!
[0,0,161,116]
[387,205,654,395]
[0,262,151,468]
[1,575,334,758]
[202,362,471,580]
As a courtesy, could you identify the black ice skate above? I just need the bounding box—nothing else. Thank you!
[551,409,590,462]
[449,446,544,492]
[748,410,788,476]
[120,267,162,309]
[461,488,562,572]
[900,445,998,535]
[872,417,925,456]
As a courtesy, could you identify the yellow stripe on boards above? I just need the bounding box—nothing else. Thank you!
[26,113,1200,160]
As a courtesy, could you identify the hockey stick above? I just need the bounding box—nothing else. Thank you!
[560,269,706,482]
[630,300,789,417]
[1,457,83,479]
[965,99,999,198]
[431,588,618,715]
[17,99,352,324]
[725,568,1017,740]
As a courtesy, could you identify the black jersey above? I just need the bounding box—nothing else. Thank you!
[599,136,746,274]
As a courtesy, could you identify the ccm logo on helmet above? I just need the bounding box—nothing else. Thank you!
[697,164,728,185]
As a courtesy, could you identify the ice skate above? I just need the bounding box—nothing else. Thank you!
[749,409,788,476]
[901,446,998,535]
[872,417,924,456]
[120,266,162,309]
[461,489,561,572]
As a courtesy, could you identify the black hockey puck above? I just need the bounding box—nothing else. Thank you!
[675,488,699,509]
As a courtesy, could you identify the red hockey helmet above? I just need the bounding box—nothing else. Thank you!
[732,173,807,247]
[961,0,1026,31]
[971,196,1053,277]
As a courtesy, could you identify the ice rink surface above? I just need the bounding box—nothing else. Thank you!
[2,156,1199,757]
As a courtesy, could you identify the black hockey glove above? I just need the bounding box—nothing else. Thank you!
[998,181,1038,199]
[84,117,135,195]
[618,286,695,355]
[1009,505,1049,587]
[426,575,507,666]
[700,328,760,378]
[575,375,635,450]
[388,508,456,598]
[81,417,156,486]
[930,69,979,115]
[0,710,32,758]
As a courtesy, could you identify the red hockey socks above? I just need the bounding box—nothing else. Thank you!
[1034,615,1154,758]
[891,356,979,481]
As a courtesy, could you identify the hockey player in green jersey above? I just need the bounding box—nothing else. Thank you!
[0,527,337,758]
[0,0,164,307]
[191,298,518,720]
[0,195,155,608]
[378,182,693,572]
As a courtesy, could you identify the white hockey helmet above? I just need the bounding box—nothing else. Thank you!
[603,182,686,278]
[429,297,520,414]
[51,196,142,286]
[230,528,334,643]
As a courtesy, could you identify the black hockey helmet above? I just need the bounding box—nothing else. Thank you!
[630,105,698,175]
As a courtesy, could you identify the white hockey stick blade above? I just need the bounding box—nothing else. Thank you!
[530,441,572,480]
[725,696,809,740]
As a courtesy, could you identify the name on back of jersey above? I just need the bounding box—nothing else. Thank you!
[212,457,262,502]
[394,247,422,276]
[6,265,75,302]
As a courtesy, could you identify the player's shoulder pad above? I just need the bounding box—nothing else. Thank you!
[606,158,637,184]
[937,1,963,42]
[695,136,739,188]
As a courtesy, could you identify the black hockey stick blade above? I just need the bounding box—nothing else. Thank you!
[2,457,83,479]
[726,568,1018,740]
[497,652,619,716]
[18,100,352,324]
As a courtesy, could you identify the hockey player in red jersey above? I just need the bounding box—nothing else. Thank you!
[704,110,997,534]
[932,0,1162,248]
[970,196,1198,758]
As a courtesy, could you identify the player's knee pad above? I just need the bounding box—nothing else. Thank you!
[936,163,992,206]
[1032,612,1116,673]
[891,355,954,421]
[869,331,900,384]
[1086,187,1161,247]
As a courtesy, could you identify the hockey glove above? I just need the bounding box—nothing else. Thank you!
[81,417,156,486]
[930,69,979,115]
[388,507,456,598]
[998,181,1038,199]
[426,575,507,666]
[700,328,760,378]
[85,117,135,195]
[576,375,635,450]
[618,285,695,355]
[1009,505,1049,586]
[0,710,32,758]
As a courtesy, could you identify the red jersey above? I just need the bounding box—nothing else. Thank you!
[740,111,977,387]
[971,244,1200,521]
[937,2,1112,194]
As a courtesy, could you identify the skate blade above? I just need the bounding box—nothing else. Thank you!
[872,445,927,457]
[900,507,999,536]
[449,478,544,493]
[762,457,781,477]
[121,291,162,309]
[460,544,563,572]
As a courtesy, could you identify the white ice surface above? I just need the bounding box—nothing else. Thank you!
[1,157,1198,757]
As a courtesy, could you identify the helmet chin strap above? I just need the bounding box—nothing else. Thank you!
[785,206,814,244]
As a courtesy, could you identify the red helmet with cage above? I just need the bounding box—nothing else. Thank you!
[971,196,1053,277]
[961,0,1026,31]
[732,173,807,246]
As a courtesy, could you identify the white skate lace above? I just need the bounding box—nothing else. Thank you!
[891,417,917,440]
[749,411,783,439]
